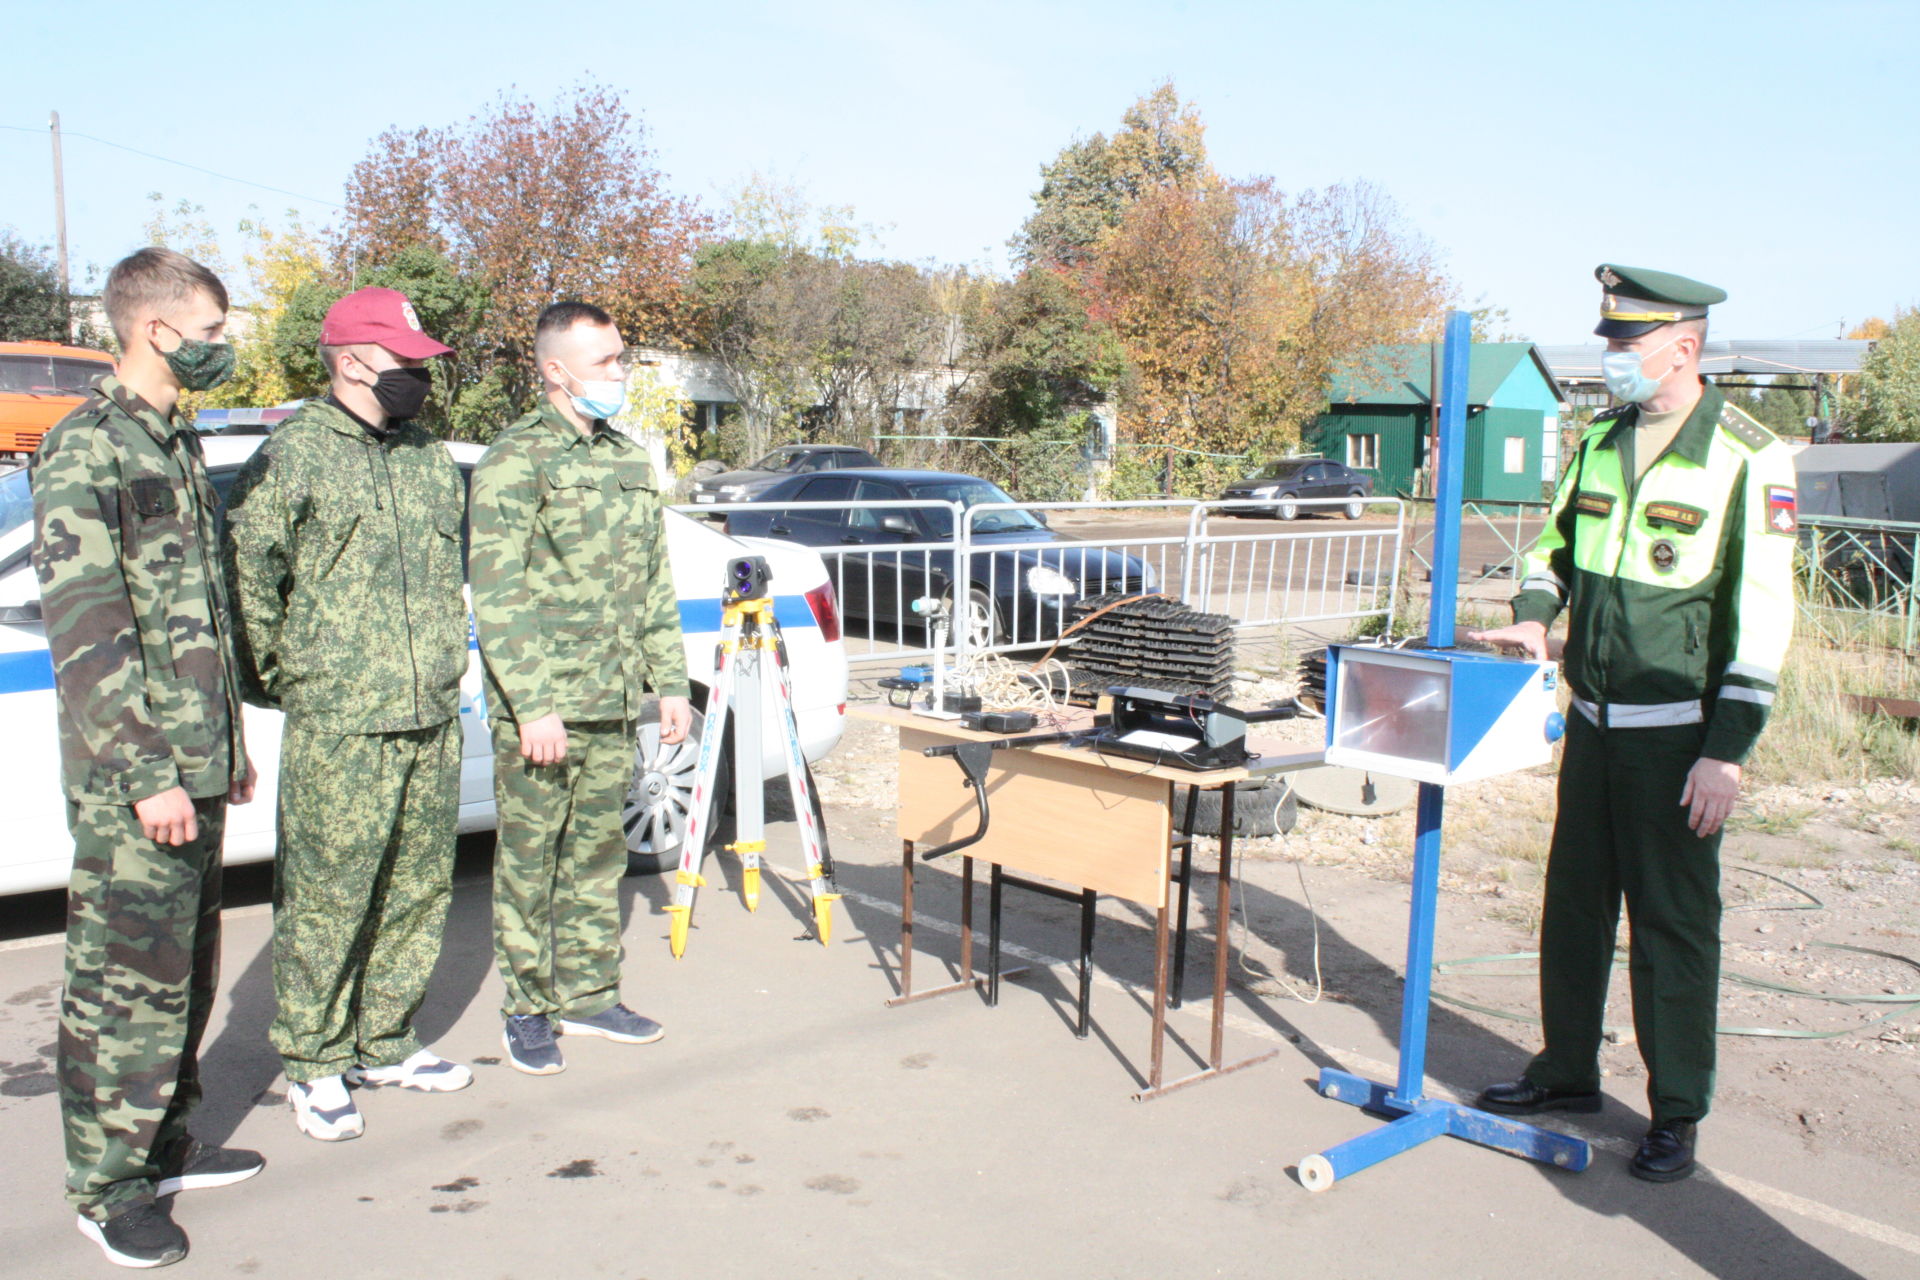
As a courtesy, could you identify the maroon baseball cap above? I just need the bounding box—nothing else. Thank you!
[320,287,453,358]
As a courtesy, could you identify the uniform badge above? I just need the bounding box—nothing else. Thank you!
[1766,485,1798,536]
[1574,490,1615,517]
[1650,538,1678,574]
[1600,268,1622,287]
[401,300,423,332]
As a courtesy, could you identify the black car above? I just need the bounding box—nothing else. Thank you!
[690,444,882,506]
[1220,458,1373,520]
[724,469,1153,648]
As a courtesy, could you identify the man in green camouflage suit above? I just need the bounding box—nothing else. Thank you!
[34,248,263,1269]
[224,287,472,1141]
[470,301,690,1075]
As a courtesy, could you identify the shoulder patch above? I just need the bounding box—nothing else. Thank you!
[1720,406,1776,451]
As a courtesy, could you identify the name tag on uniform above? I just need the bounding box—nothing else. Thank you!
[1644,501,1706,533]
[1574,491,1614,517]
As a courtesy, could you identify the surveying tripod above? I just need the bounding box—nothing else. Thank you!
[666,555,841,958]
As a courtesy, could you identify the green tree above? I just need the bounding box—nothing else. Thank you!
[1849,308,1920,441]
[1016,81,1212,270]
[0,230,72,343]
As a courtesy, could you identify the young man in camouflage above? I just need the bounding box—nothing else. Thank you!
[34,248,262,1268]
[470,301,690,1074]
[224,287,472,1141]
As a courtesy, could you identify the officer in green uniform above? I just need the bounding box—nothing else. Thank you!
[1473,265,1797,1182]
[34,248,263,1268]
[224,287,473,1141]
[468,301,690,1076]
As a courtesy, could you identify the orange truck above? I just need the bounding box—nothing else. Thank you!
[0,341,116,459]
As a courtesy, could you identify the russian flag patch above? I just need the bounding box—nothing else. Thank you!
[1766,485,1798,536]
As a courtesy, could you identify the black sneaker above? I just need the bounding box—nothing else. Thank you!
[155,1140,266,1197]
[76,1202,187,1269]
[503,1014,565,1075]
[558,1003,665,1045]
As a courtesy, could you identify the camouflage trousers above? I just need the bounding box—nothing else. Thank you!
[270,720,459,1082]
[492,719,634,1019]
[60,795,226,1221]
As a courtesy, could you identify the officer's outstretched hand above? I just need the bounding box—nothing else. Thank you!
[1466,620,1550,660]
[520,712,570,766]
[658,696,692,745]
[1681,758,1742,836]
[134,786,199,846]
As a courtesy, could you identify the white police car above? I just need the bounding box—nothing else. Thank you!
[0,436,848,897]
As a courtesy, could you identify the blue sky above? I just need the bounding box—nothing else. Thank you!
[3,0,1913,344]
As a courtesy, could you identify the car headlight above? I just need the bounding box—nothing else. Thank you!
[1254,485,1278,498]
[1026,565,1078,596]
[1140,563,1159,590]
[720,485,751,499]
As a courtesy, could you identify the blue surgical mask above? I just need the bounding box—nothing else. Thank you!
[560,363,628,421]
[1600,336,1678,404]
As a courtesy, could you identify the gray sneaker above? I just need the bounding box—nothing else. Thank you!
[558,1003,665,1044]
[503,1014,565,1075]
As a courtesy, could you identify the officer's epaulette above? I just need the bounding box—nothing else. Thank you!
[1719,405,1777,451]
[1593,405,1630,422]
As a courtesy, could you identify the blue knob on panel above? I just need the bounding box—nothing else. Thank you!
[1545,712,1566,743]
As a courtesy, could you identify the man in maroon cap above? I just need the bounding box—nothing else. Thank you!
[224,287,474,1142]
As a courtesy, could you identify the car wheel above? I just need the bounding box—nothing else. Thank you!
[1344,489,1366,520]
[625,697,729,876]
[1174,777,1299,838]
[1275,493,1300,521]
[946,585,1002,651]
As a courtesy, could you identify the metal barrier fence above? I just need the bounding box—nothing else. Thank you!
[673,496,1407,669]
[1796,516,1920,651]
[1404,497,1551,593]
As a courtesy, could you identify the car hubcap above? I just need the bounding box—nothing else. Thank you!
[625,713,703,857]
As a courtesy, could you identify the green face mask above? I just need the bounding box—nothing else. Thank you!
[156,320,236,392]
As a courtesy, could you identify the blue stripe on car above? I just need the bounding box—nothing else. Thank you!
[0,595,817,696]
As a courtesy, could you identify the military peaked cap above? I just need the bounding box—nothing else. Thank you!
[1594,264,1727,339]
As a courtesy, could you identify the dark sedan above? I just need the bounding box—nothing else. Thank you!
[690,443,882,506]
[1220,458,1373,520]
[724,469,1154,648]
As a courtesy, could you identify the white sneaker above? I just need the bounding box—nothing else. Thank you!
[288,1076,363,1142]
[345,1050,473,1092]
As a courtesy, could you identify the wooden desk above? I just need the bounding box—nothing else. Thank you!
[856,703,1322,1100]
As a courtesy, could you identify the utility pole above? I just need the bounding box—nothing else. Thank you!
[50,110,71,299]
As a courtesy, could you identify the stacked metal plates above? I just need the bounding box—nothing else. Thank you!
[1064,593,1236,700]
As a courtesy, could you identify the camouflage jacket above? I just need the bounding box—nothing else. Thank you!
[469,400,689,726]
[30,374,246,804]
[223,398,466,733]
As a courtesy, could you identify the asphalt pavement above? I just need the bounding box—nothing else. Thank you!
[2,808,1916,1279]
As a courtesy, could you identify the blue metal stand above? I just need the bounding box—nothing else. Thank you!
[1300,311,1590,1192]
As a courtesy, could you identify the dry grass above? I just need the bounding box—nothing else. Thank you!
[1747,639,1920,786]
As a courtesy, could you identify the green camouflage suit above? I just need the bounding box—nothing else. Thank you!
[31,375,248,1221]
[470,400,688,1019]
[223,398,467,1082]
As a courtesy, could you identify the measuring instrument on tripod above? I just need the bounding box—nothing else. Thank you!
[665,555,841,958]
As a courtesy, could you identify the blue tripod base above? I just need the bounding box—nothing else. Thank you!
[1300,1068,1590,1192]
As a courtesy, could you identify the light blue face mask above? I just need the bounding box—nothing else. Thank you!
[560,362,628,420]
[1600,336,1679,403]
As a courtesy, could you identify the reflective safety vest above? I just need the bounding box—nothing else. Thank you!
[1514,380,1797,764]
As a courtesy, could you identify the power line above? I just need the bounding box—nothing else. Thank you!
[0,122,344,210]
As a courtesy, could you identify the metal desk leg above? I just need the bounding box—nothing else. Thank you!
[1076,888,1097,1039]
[1149,902,1169,1090]
[1171,784,1197,1010]
[886,846,1017,1007]
[1210,782,1233,1068]
[987,862,1004,1007]
[1136,781,1280,1102]
[898,839,914,997]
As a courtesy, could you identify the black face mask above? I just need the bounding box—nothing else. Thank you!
[370,366,432,421]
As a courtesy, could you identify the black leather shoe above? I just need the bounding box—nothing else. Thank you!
[1475,1078,1603,1115]
[1631,1120,1697,1183]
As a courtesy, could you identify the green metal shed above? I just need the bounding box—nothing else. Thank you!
[1308,343,1566,502]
